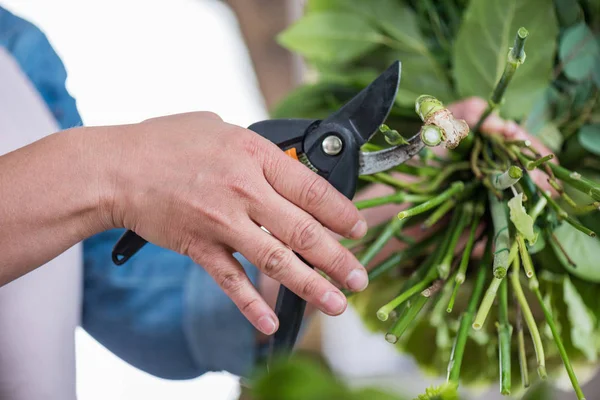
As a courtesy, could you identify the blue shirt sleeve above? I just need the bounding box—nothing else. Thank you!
[83,229,259,379]
[1,6,261,379]
[0,7,82,129]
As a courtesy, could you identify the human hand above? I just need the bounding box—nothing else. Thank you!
[103,112,369,335]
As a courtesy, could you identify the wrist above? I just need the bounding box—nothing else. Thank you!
[63,125,125,232]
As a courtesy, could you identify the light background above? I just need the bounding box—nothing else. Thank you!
[1,0,267,398]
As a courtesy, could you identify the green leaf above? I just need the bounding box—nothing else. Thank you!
[578,124,600,156]
[563,275,597,362]
[308,0,454,104]
[508,193,537,244]
[271,83,356,119]
[559,22,600,83]
[552,222,600,282]
[537,122,564,152]
[277,12,383,64]
[452,0,559,119]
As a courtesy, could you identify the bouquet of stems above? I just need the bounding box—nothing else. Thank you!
[255,0,600,399]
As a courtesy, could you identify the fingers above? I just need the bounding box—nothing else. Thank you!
[193,248,279,335]
[261,149,367,240]
[232,221,348,316]
[251,188,368,292]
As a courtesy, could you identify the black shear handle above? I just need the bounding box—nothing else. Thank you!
[112,230,148,265]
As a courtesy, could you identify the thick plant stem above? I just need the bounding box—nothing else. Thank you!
[489,192,511,278]
[516,305,530,388]
[474,243,517,330]
[359,218,404,267]
[355,192,432,209]
[492,166,523,190]
[497,279,512,395]
[547,163,600,201]
[447,243,490,383]
[530,196,548,222]
[473,28,528,133]
[471,138,483,178]
[511,254,546,379]
[385,294,429,344]
[398,182,465,220]
[423,200,456,228]
[526,154,555,170]
[516,234,535,278]
[437,206,468,279]
[532,288,586,400]
[447,204,482,312]
[376,275,435,321]
[538,189,597,237]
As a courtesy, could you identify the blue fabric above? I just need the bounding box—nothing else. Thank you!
[0,6,259,379]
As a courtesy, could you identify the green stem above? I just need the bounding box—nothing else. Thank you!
[359,173,418,191]
[547,163,600,201]
[398,182,465,220]
[423,199,456,228]
[492,166,523,190]
[408,162,470,194]
[447,204,482,313]
[358,218,404,267]
[354,192,432,209]
[376,275,435,321]
[526,154,555,171]
[437,205,468,279]
[538,189,597,237]
[515,304,530,388]
[385,294,429,344]
[530,196,548,222]
[473,28,528,133]
[497,278,512,395]
[471,138,483,179]
[447,244,490,383]
[516,234,535,278]
[489,192,511,278]
[474,242,517,330]
[532,288,586,400]
[511,254,547,379]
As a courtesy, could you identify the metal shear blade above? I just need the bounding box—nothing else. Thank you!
[358,133,425,176]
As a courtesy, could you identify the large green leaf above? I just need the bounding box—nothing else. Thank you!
[452,0,559,119]
[306,0,454,104]
[271,82,357,119]
[578,124,600,156]
[277,12,383,64]
[563,276,597,362]
[558,23,600,83]
[551,222,600,282]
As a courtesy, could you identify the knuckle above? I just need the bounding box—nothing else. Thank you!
[218,271,246,293]
[242,133,267,159]
[327,247,349,276]
[300,276,321,299]
[240,297,261,315]
[227,174,258,201]
[301,175,330,210]
[259,245,291,278]
[291,218,322,252]
[199,111,222,121]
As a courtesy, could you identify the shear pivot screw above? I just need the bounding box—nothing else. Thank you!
[322,135,343,155]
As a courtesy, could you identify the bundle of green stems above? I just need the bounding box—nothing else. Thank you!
[343,28,599,399]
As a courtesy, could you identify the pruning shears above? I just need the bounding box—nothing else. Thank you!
[111,60,424,361]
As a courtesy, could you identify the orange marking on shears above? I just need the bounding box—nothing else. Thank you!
[284,148,299,160]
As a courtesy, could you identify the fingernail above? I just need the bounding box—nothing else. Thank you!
[257,315,277,335]
[349,220,367,239]
[346,268,369,292]
[321,291,346,315]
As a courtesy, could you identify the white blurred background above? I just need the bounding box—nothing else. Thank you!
[1,0,268,398]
